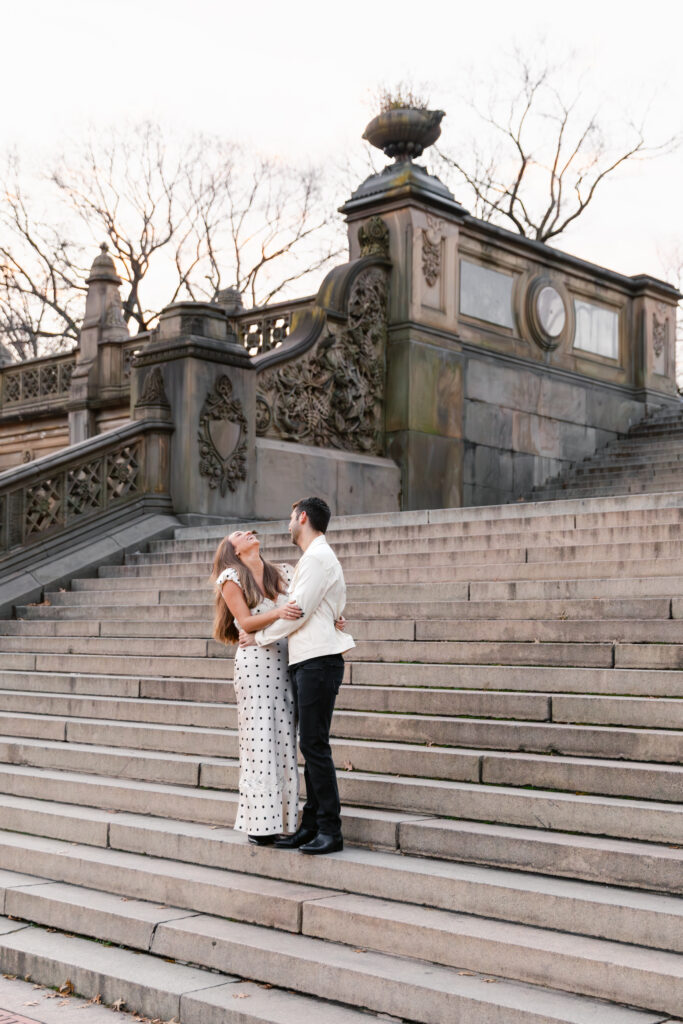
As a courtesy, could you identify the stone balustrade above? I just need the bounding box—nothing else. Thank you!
[0,417,173,558]
[233,297,313,356]
[0,350,77,416]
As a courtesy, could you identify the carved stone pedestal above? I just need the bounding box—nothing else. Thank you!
[131,303,255,522]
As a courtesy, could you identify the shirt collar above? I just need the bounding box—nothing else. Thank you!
[303,535,328,555]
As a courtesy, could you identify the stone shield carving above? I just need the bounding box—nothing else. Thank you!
[256,267,388,454]
[198,375,248,495]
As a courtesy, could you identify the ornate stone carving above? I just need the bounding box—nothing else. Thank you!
[256,267,388,454]
[238,312,292,356]
[358,217,390,259]
[136,367,170,409]
[106,445,140,501]
[422,215,443,287]
[3,356,76,406]
[198,375,248,495]
[652,304,669,359]
[67,460,103,516]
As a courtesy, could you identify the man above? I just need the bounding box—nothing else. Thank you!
[239,496,354,855]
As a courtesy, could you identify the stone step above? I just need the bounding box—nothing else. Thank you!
[300,893,683,1014]
[0,685,554,723]
[0,633,649,673]
[50,556,683,594]
[0,714,681,800]
[0,828,680,956]
[350,662,683,697]
[166,502,683,546]
[0,762,679,845]
[536,480,683,500]
[120,536,683,569]
[7,616,683,645]
[353,637,683,670]
[1,662,680,705]
[469,575,683,600]
[153,909,683,1019]
[146,521,683,557]
[5,863,681,1016]
[0,634,230,658]
[16,596,676,623]
[27,651,233,679]
[1,703,680,762]
[0,919,377,1024]
[16,797,680,898]
[416,619,683,643]
[0,915,661,1024]
[398,816,683,894]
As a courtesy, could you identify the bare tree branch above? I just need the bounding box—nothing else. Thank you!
[435,50,679,243]
[0,126,342,360]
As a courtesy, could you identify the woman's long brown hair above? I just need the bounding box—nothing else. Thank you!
[211,536,286,645]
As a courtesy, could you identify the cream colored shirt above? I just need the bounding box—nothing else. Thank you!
[255,535,355,665]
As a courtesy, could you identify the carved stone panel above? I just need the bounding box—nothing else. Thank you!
[198,375,248,496]
[256,267,388,455]
[136,366,170,409]
[422,215,443,288]
[652,303,669,374]
[358,217,390,259]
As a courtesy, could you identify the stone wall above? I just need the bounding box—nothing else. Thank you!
[0,415,70,473]
[342,158,680,509]
[462,355,644,506]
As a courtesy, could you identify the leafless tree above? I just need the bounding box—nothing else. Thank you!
[435,51,679,243]
[0,124,343,361]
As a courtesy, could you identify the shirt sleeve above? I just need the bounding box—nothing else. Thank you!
[255,552,330,646]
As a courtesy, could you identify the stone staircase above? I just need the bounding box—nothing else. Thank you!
[533,402,683,500]
[0,495,681,1022]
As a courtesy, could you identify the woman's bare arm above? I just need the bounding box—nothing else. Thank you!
[220,581,301,633]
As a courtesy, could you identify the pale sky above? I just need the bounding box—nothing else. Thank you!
[4,0,683,283]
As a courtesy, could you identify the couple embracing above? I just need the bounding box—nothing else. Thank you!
[211,496,354,855]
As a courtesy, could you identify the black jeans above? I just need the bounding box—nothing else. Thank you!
[291,653,344,836]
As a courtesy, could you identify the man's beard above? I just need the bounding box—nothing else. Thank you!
[290,523,301,546]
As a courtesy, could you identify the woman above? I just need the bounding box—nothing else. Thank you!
[212,529,302,845]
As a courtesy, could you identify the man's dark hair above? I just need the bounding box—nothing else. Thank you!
[292,496,331,533]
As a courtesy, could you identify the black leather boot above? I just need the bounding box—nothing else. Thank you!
[299,832,343,855]
[273,825,318,849]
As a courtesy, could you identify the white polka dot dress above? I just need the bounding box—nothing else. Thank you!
[215,564,299,837]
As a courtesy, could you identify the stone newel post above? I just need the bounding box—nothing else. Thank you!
[131,302,255,522]
[68,244,129,444]
[341,106,467,509]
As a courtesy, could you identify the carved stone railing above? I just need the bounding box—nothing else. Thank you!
[0,350,77,416]
[0,417,173,558]
[234,297,314,357]
[253,254,391,455]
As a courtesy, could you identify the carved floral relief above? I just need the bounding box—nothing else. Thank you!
[255,267,389,455]
[358,217,390,259]
[422,215,444,287]
[652,303,669,361]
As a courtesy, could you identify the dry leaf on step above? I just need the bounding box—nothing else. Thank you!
[232,993,250,999]
[59,979,74,995]
[343,760,354,771]
[113,998,126,1011]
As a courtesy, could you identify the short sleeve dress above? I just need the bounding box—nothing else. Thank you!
[215,564,299,837]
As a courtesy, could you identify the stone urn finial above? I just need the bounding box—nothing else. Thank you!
[363,107,445,162]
